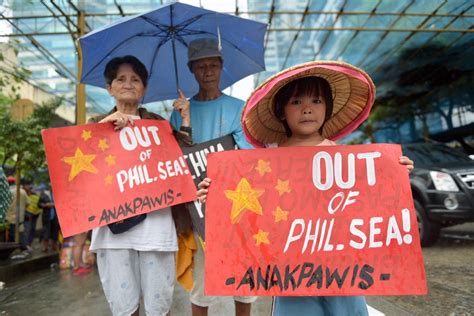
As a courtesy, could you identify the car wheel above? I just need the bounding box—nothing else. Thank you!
[414,199,440,247]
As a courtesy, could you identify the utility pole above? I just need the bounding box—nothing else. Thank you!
[75,10,86,125]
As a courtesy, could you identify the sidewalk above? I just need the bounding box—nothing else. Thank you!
[1,267,273,315]
[0,249,396,315]
[0,242,59,283]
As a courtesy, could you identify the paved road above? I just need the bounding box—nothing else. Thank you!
[1,223,473,315]
[367,223,474,316]
[0,267,272,316]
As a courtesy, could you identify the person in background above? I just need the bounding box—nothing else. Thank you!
[38,184,57,252]
[72,231,92,275]
[6,177,29,251]
[170,37,255,316]
[48,188,59,251]
[23,182,42,251]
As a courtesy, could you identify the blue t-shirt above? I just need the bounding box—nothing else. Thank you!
[170,94,252,149]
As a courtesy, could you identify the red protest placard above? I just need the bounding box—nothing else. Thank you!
[42,120,196,237]
[205,144,427,296]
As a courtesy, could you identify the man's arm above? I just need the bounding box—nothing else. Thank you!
[233,127,253,149]
[169,109,182,131]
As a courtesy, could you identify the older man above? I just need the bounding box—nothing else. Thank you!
[170,38,255,316]
[6,177,30,250]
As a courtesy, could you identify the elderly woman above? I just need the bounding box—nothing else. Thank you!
[89,55,191,316]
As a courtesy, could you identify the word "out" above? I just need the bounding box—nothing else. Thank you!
[119,126,161,151]
[312,151,381,191]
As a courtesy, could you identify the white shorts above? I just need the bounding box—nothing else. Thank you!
[190,234,257,307]
[96,249,175,316]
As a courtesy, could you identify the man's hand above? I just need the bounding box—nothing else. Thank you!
[173,89,190,127]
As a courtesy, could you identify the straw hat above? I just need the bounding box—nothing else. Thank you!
[242,61,376,147]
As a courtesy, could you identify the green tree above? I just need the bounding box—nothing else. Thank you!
[0,46,32,100]
[0,98,62,180]
[1,42,60,179]
[366,42,473,142]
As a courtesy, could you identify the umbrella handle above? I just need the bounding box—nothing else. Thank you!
[171,36,180,92]
[170,5,180,94]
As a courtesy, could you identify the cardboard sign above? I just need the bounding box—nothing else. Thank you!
[181,135,238,240]
[42,120,196,237]
[205,144,427,296]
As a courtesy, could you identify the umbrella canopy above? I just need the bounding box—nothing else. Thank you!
[79,2,267,103]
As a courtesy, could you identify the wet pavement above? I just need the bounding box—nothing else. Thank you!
[367,223,474,316]
[0,267,272,316]
[0,247,58,283]
[1,223,473,315]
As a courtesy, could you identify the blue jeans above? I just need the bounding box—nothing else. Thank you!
[24,211,40,245]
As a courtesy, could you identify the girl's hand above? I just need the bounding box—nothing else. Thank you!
[196,178,211,203]
[399,156,414,173]
[173,89,190,127]
[99,111,134,131]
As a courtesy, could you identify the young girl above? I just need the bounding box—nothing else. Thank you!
[197,61,414,315]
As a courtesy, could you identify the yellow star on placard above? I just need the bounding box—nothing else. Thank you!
[273,206,289,222]
[253,229,270,246]
[62,148,98,181]
[98,138,109,151]
[104,174,113,185]
[255,159,271,176]
[105,154,116,166]
[225,178,264,224]
[275,179,291,196]
[81,130,92,141]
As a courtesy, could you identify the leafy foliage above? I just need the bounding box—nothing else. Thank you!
[0,43,62,181]
[0,96,62,181]
[0,48,32,100]
[365,41,474,142]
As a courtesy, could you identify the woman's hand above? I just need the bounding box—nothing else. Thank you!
[99,111,134,131]
[173,89,190,127]
[399,156,414,173]
[196,178,211,203]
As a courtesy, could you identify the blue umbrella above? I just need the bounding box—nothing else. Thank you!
[79,2,267,103]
